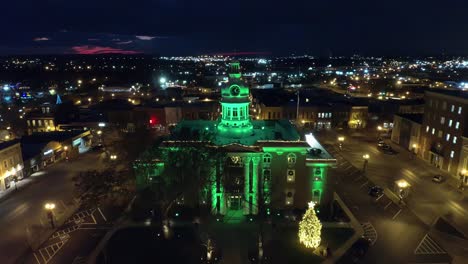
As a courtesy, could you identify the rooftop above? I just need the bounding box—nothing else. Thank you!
[395,113,424,124]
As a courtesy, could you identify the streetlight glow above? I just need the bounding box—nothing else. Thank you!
[44,203,56,210]
[363,154,370,160]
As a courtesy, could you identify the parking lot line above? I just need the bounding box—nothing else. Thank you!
[359,180,369,188]
[98,207,107,222]
[384,201,393,209]
[392,209,402,220]
[33,252,41,264]
[375,194,384,201]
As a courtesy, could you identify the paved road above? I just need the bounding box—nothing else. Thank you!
[317,130,468,263]
[0,151,106,264]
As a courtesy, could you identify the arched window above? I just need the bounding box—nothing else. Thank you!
[263,153,272,164]
[287,153,296,165]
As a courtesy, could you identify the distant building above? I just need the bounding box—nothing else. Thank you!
[419,90,468,181]
[0,140,24,191]
[25,104,56,134]
[391,113,423,152]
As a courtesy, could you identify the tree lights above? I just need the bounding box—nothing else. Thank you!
[298,201,322,249]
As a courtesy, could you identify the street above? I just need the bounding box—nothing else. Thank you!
[0,151,107,264]
[317,129,468,263]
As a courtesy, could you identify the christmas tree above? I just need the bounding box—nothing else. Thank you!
[298,201,322,249]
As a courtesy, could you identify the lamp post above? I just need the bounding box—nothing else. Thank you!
[44,203,56,228]
[459,169,466,190]
[411,143,418,159]
[396,179,410,204]
[338,136,345,151]
[377,125,383,139]
[362,154,370,172]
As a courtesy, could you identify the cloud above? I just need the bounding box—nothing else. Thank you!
[111,38,121,41]
[71,45,142,55]
[88,38,100,41]
[33,37,50,41]
[116,40,133,45]
[135,35,156,40]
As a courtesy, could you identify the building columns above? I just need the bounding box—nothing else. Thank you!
[243,157,252,214]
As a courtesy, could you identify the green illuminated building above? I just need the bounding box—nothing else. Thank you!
[135,62,336,217]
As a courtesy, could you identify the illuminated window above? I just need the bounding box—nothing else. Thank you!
[458,106,462,114]
[432,128,435,135]
[438,130,442,138]
[453,136,458,144]
[446,133,450,141]
[426,126,429,132]
[287,169,295,182]
[451,105,455,112]
[263,153,272,165]
[449,119,453,127]
[440,117,445,124]
[287,153,296,165]
[456,121,460,129]
[450,151,455,158]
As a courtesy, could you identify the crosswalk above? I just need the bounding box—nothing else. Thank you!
[34,238,69,264]
[361,222,378,245]
[414,234,446,255]
[65,208,96,225]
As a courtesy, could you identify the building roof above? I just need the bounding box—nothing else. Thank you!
[426,89,468,100]
[395,113,424,124]
[21,131,88,144]
[0,139,20,151]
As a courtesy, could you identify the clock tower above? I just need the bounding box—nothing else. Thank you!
[217,62,253,138]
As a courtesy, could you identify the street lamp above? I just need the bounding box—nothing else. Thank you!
[110,154,117,160]
[44,203,56,228]
[338,136,345,150]
[362,154,370,172]
[395,179,410,203]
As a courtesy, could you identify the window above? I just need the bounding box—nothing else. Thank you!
[442,101,447,110]
[446,134,451,141]
[426,126,429,132]
[459,106,463,114]
[456,122,460,129]
[451,105,455,112]
[438,130,442,138]
[38,120,42,126]
[432,128,435,135]
[3,160,7,168]
[287,153,296,165]
[453,136,458,144]
[449,119,453,127]
[263,154,272,165]
[441,117,445,124]
[32,120,36,126]
[287,169,295,182]
[263,169,271,181]
[450,151,455,158]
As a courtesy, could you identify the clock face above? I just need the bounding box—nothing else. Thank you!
[230,85,240,96]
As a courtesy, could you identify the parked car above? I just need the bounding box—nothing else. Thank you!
[381,144,396,154]
[377,139,385,147]
[368,186,384,197]
[432,175,444,183]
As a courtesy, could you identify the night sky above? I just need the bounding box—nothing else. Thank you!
[2,0,468,56]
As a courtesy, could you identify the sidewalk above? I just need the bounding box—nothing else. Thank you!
[0,171,46,203]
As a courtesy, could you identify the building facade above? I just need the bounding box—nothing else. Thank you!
[419,90,468,177]
[0,141,24,191]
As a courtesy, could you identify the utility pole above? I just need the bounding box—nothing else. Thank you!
[296,89,300,124]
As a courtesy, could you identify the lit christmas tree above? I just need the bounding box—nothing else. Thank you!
[298,201,322,249]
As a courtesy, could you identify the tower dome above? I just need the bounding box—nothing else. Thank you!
[217,62,253,138]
